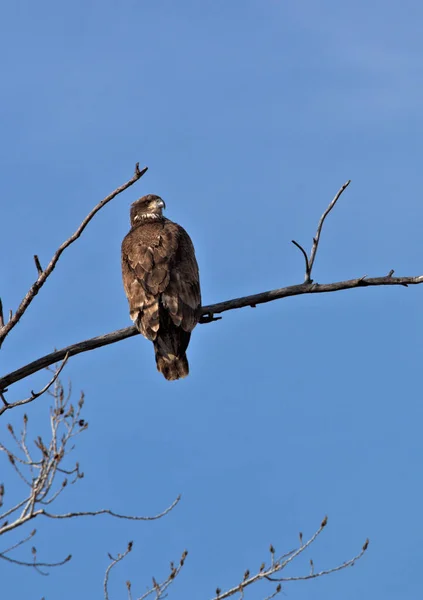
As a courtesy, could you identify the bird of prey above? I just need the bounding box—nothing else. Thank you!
[121,195,201,380]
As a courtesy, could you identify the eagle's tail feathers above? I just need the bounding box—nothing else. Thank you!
[155,352,189,381]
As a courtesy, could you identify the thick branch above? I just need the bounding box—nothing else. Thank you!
[0,164,148,347]
[1,272,422,393]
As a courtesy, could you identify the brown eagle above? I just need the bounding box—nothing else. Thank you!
[121,194,201,380]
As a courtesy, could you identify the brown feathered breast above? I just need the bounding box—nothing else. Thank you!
[121,216,201,380]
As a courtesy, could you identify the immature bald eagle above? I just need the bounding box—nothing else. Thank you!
[121,195,201,380]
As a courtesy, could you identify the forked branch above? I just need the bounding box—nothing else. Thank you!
[104,543,188,600]
[210,516,369,600]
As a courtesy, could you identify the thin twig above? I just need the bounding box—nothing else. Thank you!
[40,494,180,521]
[0,496,30,522]
[266,539,369,582]
[306,180,351,282]
[104,542,133,600]
[0,528,36,554]
[0,163,148,347]
[33,255,43,276]
[0,298,4,329]
[0,353,69,417]
[136,548,188,600]
[262,587,282,600]
[0,549,71,571]
[291,240,310,277]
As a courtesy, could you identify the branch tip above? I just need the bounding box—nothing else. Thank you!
[291,240,311,282]
[135,163,148,178]
[321,515,328,528]
[33,255,43,275]
[307,180,351,280]
[362,538,369,551]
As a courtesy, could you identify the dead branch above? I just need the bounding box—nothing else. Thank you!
[33,255,43,276]
[0,163,148,348]
[1,270,422,394]
[0,353,69,417]
[210,517,368,600]
[303,180,351,283]
[103,543,187,600]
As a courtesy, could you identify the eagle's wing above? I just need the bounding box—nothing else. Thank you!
[162,225,201,332]
[121,222,177,340]
[121,221,201,339]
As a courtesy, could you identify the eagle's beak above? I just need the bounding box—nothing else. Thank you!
[156,198,165,210]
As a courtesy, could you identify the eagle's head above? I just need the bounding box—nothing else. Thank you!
[130,194,166,225]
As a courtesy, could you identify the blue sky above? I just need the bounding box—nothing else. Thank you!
[1,1,423,598]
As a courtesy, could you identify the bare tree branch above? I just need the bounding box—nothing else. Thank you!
[38,494,181,521]
[306,180,351,282]
[0,163,148,348]
[0,327,138,393]
[104,541,134,600]
[1,270,422,395]
[266,539,368,582]
[103,544,188,600]
[0,525,71,576]
[210,517,368,600]
[0,353,69,417]
[290,240,310,276]
[137,549,187,600]
[0,546,71,574]
[33,255,43,276]
[1,528,36,555]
